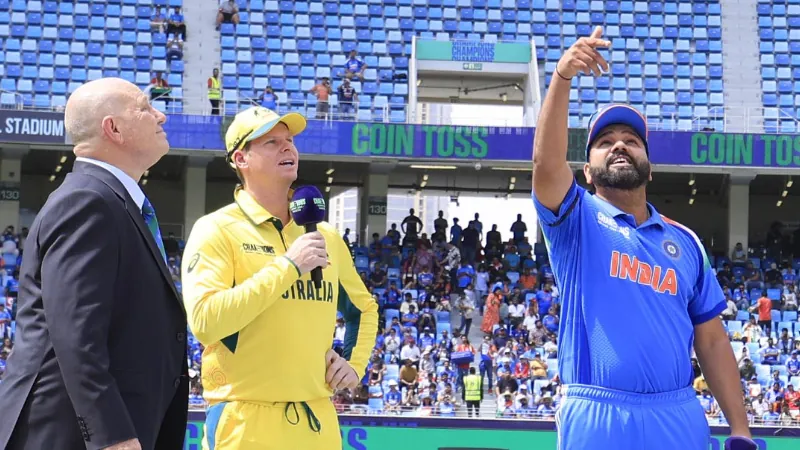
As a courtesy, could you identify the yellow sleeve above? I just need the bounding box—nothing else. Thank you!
[334,232,379,377]
[181,216,301,345]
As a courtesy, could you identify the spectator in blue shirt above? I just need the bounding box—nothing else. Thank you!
[188,385,205,408]
[419,327,435,349]
[765,382,784,405]
[537,395,556,418]
[456,261,475,291]
[387,224,401,247]
[450,218,462,246]
[697,388,715,414]
[385,282,401,310]
[761,338,781,365]
[787,351,800,376]
[542,306,559,333]
[384,380,403,413]
[166,7,186,40]
[0,303,10,339]
[769,370,785,389]
[344,50,367,80]
[259,86,277,110]
[418,269,434,288]
[535,284,553,317]
[402,304,418,328]
[744,261,764,292]
[782,264,797,286]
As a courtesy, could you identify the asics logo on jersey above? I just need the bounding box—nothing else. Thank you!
[609,251,678,295]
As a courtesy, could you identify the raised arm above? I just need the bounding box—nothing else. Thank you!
[532,26,609,212]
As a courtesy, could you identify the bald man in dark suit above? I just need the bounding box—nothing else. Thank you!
[0,78,188,450]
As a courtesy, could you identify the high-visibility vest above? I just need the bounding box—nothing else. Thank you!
[464,374,482,401]
[208,77,221,100]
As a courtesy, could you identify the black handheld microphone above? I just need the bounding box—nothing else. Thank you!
[289,185,327,289]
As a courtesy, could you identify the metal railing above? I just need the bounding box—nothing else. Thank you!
[3,88,799,133]
[186,401,800,427]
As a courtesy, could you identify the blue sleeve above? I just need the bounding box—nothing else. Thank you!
[531,179,584,253]
[688,245,726,325]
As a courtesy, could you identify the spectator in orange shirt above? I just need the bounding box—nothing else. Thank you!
[310,77,332,119]
[513,355,530,380]
[519,267,537,293]
[784,384,800,419]
[751,291,773,335]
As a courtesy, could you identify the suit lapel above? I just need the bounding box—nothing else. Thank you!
[73,162,185,313]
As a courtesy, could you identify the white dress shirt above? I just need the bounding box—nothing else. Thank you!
[76,157,146,211]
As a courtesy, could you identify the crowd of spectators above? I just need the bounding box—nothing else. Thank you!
[5,217,800,425]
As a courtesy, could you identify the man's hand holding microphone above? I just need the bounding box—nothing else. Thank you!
[283,231,328,275]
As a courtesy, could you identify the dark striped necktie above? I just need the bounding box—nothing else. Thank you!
[142,197,167,265]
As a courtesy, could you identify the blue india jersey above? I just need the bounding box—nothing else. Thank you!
[532,180,725,393]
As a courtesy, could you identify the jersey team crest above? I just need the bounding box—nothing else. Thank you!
[662,240,681,259]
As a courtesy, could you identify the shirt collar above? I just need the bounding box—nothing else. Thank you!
[592,193,664,229]
[234,186,294,226]
[75,157,146,211]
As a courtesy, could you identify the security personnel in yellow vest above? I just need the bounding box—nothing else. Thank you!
[207,68,221,115]
[462,366,483,418]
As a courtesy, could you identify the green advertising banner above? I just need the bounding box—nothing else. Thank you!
[183,418,800,450]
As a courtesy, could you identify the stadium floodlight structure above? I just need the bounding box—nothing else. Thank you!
[407,37,543,127]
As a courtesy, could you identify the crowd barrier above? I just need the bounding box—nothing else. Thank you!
[183,411,800,449]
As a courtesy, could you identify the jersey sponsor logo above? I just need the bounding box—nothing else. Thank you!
[241,243,276,255]
[187,253,199,273]
[282,279,335,302]
[609,250,678,295]
[596,212,631,239]
[662,240,681,259]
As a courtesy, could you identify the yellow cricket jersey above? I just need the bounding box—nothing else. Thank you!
[181,187,378,406]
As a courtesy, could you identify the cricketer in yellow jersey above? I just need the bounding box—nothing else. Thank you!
[181,106,379,450]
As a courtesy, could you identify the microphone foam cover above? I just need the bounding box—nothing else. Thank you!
[289,185,326,225]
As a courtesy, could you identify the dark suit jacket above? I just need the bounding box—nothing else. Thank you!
[0,161,189,450]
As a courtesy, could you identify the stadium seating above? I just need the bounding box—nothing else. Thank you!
[0,0,183,111]
[220,0,723,128]
[756,0,800,132]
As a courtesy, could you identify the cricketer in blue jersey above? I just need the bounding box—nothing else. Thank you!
[531,27,753,450]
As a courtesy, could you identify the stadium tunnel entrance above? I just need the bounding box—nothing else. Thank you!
[9,149,800,259]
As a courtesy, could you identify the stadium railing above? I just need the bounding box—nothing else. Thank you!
[186,402,798,427]
[2,89,799,134]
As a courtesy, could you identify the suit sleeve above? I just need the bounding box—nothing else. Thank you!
[334,232,378,377]
[39,190,136,449]
[181,216,300,345]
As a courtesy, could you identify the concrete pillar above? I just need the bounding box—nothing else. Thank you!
[0,149,26,231]
[728,175,753,255]
[183,156,211,239]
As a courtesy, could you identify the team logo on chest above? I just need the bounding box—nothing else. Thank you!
[662,240,681,260]
[609,251,678,295]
